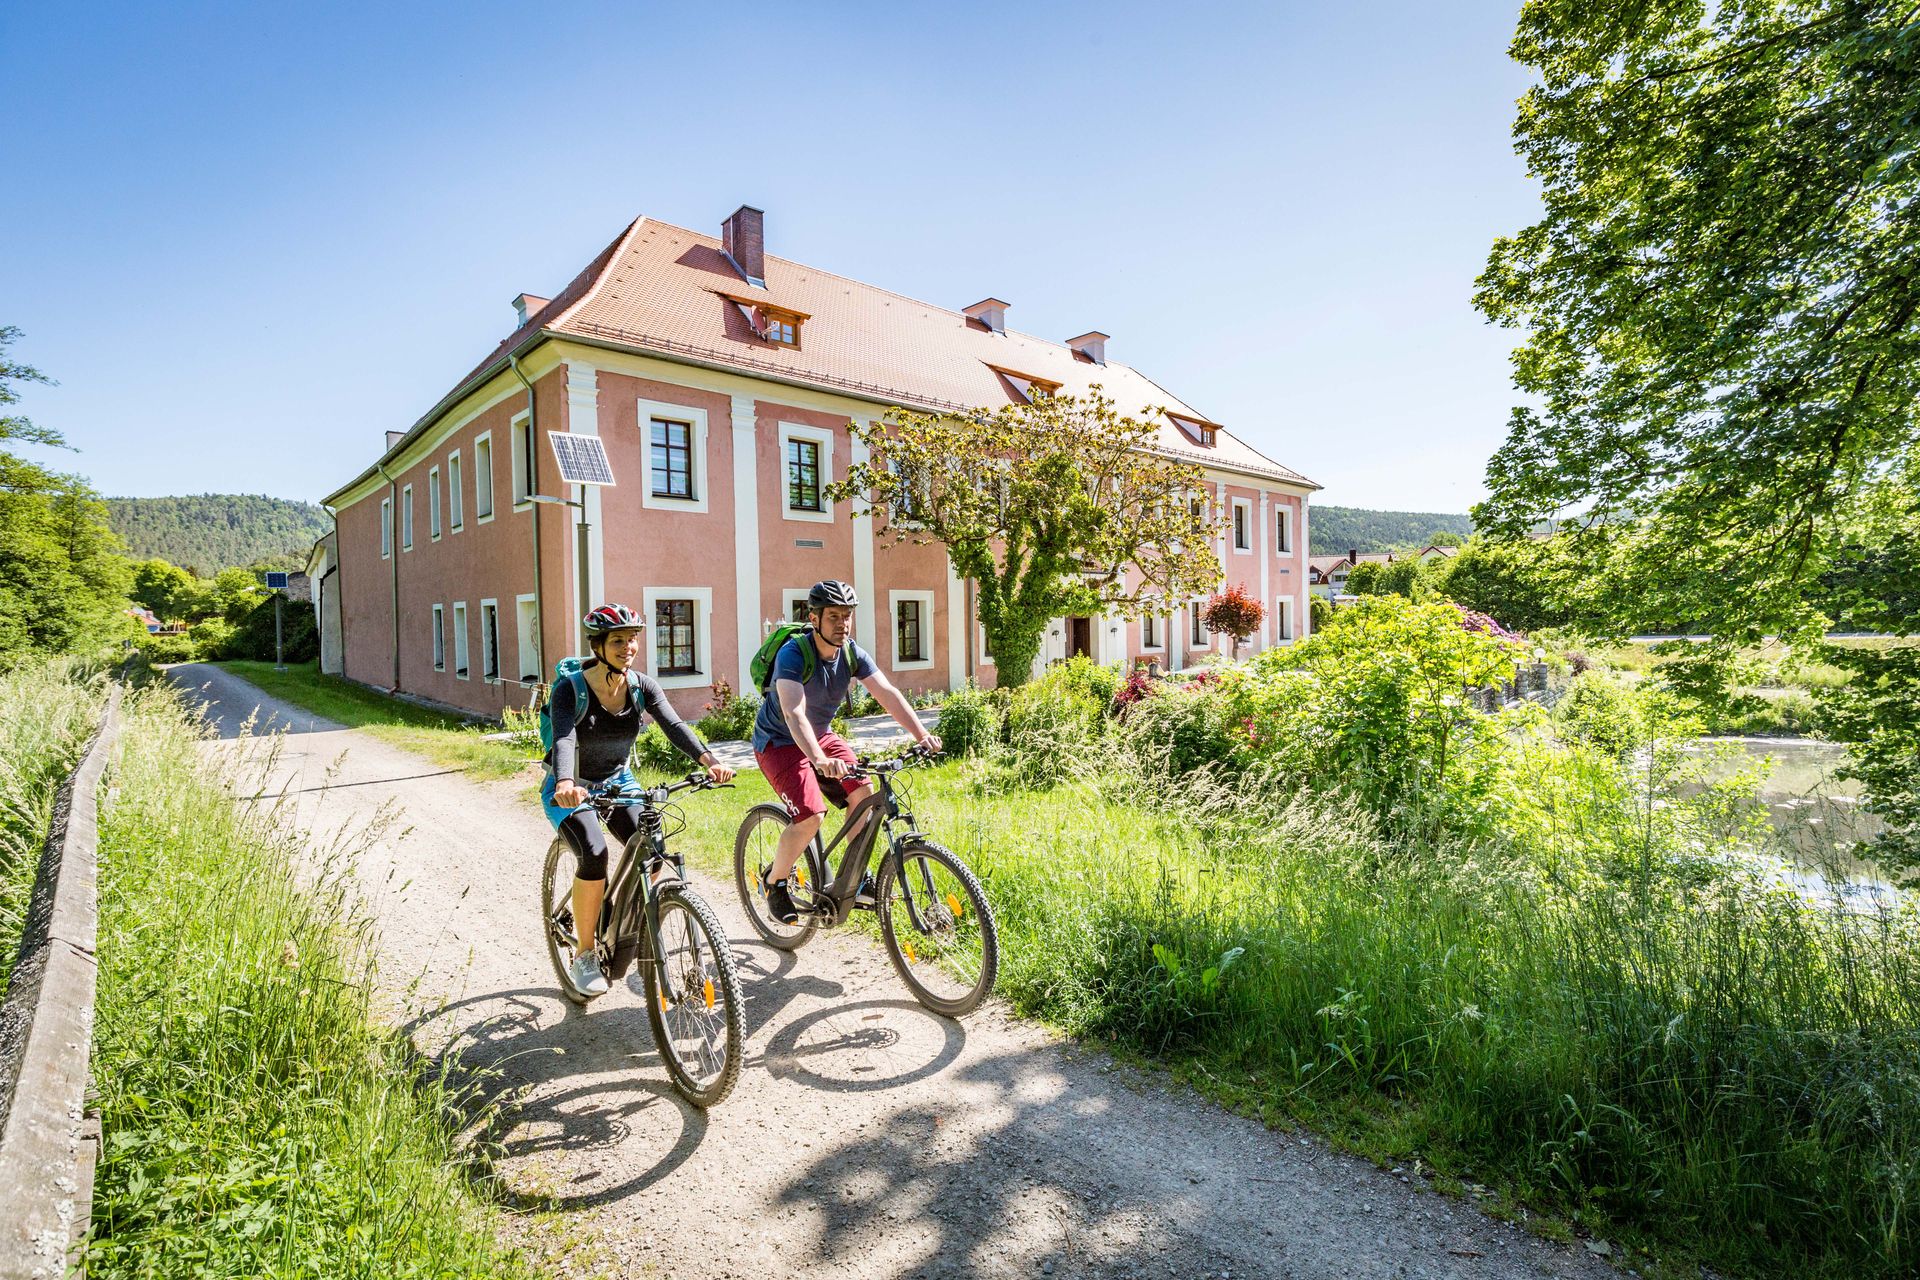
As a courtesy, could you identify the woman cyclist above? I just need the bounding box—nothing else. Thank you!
[545,603,735,997]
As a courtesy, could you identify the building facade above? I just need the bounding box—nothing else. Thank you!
[322,207,1319,719]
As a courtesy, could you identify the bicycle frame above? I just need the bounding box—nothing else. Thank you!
[792,762,920,927]
[592,785,699,1001]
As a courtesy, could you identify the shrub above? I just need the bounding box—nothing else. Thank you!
[696,674,758,742]
[1309,594,1332,632]
[630,723,682,773]
[996,665,1112,790]
[135,631,204,664]
[935,682,1003,757]
[1113,680,1238,777]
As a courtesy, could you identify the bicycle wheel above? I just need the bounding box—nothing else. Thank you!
[733,803,820,950]
[642,885,744,1108]
[876,838,998,1016]
[540,837,593,1005]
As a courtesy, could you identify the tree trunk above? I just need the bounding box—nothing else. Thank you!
[984,623,1045,689]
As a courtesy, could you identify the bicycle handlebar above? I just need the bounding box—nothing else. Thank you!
[588,771,731,811]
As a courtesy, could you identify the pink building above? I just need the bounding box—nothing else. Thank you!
[321,206,1319,719]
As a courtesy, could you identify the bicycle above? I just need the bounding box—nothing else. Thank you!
[540,773,744,1107]
[733,744,998,1016]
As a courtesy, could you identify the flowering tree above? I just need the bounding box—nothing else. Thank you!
[1201,583,1265,660]
[834,388,1223,687]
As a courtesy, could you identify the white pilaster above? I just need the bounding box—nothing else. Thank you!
[851,422,878,659]
[945,555,965,689]
[565,362,605,610]
[1258,492,1272,651]
[1298,498,1312,639]
[731,393,762,692]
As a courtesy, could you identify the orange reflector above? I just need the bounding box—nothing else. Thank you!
[703,978,715,1010]
[946,892,963,919]
[905,941,918,963]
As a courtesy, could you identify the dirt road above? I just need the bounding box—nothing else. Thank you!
[169,664,1618,1280]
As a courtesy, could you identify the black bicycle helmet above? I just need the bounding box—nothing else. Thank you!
[807,580,860,609]
[582,602,645,636]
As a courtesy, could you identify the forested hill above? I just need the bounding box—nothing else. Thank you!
[106,494,330,574]
[1308,506,1473,555]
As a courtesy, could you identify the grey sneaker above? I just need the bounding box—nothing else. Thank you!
[570,951,610,997]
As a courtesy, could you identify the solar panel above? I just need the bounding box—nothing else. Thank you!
[265,572,289,590]
[547,432,617,486]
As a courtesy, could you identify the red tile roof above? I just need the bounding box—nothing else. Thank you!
[336,214,1317,501]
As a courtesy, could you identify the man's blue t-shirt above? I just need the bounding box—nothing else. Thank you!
[752,634,877,752]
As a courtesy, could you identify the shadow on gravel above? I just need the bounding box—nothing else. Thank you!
[402,986,709,1210]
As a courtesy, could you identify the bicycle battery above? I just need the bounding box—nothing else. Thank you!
[605,936,642,980]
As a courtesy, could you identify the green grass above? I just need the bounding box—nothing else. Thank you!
[86,673,548,1278]
[218,660,537,781]
[0,658,109,995]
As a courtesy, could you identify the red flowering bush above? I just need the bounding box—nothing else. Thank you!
[1201,584,1265,658]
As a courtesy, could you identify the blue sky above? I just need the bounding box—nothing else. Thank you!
[2,1,1538,515]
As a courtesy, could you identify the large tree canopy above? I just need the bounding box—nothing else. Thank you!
[1476,1,1920,642]
[834,389,1222,686]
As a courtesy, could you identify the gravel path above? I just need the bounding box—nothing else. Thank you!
[168,663,1621,1280]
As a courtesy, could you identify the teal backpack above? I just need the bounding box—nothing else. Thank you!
[749,624,818,695]
[538,657,638,753]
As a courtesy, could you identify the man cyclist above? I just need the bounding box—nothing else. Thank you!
[546,603,735,997]
[752,579,940,925]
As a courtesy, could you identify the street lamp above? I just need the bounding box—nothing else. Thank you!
[527,492,591,653]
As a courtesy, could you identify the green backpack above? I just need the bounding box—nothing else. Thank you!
[749,624,818,695]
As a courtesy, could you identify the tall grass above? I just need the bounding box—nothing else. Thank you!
[87,675,541,1278]
[0,657,108,994]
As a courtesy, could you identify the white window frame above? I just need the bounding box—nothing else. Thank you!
[451,602,470,680]
[401,484,414,551]
[780,587,812,631]
[641,586,714,690]
[1231,497,1252,554]
[516,594,541,683]
[480,598,500,682]
[428,466,442,540]
[639,400,711,514]
[976,622,995,667]
[1275,503,1292,555]
[1141,613,1164,652]
[1190,602,1208,648]
[889,590,936,671]
[448,450,464,531]
[1276,596,1295,643]
[474,431,495,522]
[380,496,392,558]
[432,603,445,671]
[778,421,835,524]
[510,410,535,510]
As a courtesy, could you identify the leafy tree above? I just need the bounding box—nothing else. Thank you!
[1344,560,1384,595]
[835,389,1222,687]
[1424,531,1462,549]
[1475,1,1920,651]
[1437,538,1568,633]
[1201,583,1265,659]
[206,566,263,623]
[1347,557,1440,601]
[130,557,198,622]
[1309,593,1333,633]
[104,494,329,575]
[0,326,133,663]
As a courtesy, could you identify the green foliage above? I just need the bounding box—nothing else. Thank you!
[1475,1,1920,647]
[934,682,1004,758]
[835,389,1223,687]
[1308,593,1332,632]
[1553,670,1644,757]
[1346,555,1442,601]
[128,557,198,622]
[89,680,539,1276]
[694,675,757,743]
[630,723,682,773]
[104,493,330,576]
[1113,680,1238,777]
[996,659,1114,790]
[1437,537,1568,632]
[1821,644,1920,872]
[1307,505,1473,555]
[220,592,318,663]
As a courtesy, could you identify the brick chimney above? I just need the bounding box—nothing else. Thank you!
[722,205,766,286]
[512,293,549,327]
[1068,330,1109,364]
[964,298,1009,333]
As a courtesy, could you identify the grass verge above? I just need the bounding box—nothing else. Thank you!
[215,660,536,781]
[86,672,545,1277]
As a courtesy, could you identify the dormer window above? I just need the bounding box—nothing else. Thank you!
[1169,413,1219,447]
[987,364,1062,405]
[718,292,808,349]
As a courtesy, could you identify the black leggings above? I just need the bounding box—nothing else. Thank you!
[558,806,641,883]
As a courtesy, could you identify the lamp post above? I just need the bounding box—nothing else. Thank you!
[527,491,590,653]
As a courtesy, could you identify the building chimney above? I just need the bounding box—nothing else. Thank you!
[963,298,1009,333]
[1348,548,1359,564]
[1067,330,1109,364]
[722,204,766,286]
[512,293,549,327]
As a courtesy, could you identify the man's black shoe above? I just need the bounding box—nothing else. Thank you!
[763,872,800,926]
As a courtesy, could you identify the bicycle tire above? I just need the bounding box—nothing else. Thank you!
[733,803,821,950]
[642,885,745,1108]
[876,838,998,1017]
[540,836,593,1005]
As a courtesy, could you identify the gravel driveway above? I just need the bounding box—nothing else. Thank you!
[169,663,1621,1280]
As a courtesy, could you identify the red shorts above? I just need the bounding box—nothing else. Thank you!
[755,733,858,820]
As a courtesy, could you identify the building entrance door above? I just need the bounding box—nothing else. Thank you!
[1066,617,1092,660]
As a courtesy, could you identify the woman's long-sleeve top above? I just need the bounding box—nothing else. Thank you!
[546,664,709,785]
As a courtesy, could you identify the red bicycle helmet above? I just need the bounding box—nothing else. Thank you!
[582,602,645,636]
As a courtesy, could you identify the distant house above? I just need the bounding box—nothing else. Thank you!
[1417,544,1459,562]
[320,204,1320,717]
[1308,549,1396,599]
[127,607,163,634]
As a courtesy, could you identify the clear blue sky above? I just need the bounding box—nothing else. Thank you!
[2,0,1538,515]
